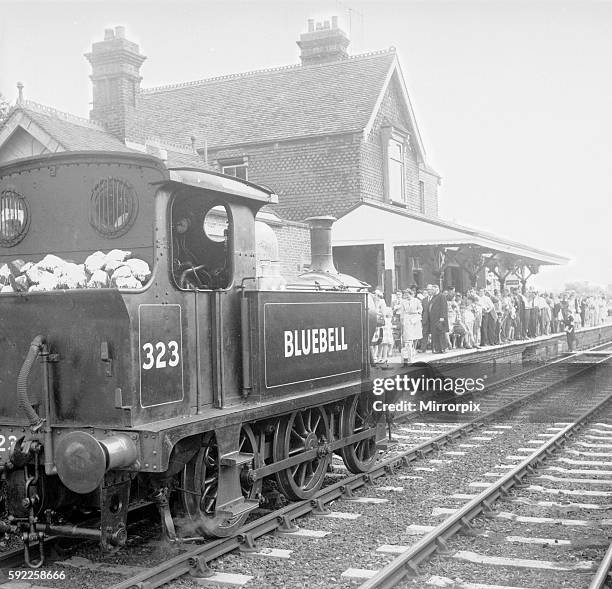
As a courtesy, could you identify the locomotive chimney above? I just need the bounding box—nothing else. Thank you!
[305,216,338,274]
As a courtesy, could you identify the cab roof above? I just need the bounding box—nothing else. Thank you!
[164,168,278,205]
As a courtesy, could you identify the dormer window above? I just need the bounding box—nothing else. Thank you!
[388,138,404,203]
[381,127,407,205]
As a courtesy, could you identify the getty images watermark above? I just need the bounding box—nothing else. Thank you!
[371,374,485,414]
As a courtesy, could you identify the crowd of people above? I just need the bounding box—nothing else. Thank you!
[370,284,609,366]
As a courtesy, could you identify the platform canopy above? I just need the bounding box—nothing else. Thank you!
[332,202,568,294]
[332,202,567,266]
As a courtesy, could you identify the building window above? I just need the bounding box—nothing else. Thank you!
[419,180,425,213]
[388,138,404,203]
[381,127,407,205]
[221,157,248,181]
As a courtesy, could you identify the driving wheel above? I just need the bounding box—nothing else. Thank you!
[339,394,378,473]
[180,426,261,537]
[272,406,331,501]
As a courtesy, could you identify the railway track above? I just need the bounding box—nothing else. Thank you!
[1,347,610,588]
[360,378,612,588]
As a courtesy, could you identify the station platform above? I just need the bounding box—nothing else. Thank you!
[371,322,612,383]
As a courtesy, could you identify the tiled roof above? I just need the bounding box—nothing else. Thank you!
[163,150,208,168]
[4,102,206,168]
[135,50,397,148]
[16,102,132,152]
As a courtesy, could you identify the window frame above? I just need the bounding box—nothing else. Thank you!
[0,189,30,247]
[381,127,408,205]
[220,156,248,181]
[170,196,234,292]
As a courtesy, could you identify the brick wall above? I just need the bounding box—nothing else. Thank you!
[208,75,440,223]
[418,168,440,217]
[268,218,311,281]
[360,75,438,216]
[210,132,362,222]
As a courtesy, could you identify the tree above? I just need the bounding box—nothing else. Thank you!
[0,93,10,125]
[564,281,604,296]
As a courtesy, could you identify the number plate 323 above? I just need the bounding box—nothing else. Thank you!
[138,304,184,408]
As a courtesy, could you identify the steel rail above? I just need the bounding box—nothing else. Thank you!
[397,340,612,427]
[589,540,612,589]
[108,348,612,589]
[358,356,612,589]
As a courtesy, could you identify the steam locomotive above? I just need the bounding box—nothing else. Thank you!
[0,151,384,565]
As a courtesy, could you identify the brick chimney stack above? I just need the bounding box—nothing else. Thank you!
[297,16,350,66]
[85,26,146,141]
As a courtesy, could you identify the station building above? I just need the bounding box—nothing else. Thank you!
[0,21,567,296]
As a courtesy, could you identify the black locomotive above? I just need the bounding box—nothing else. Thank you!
[0,151,383,565]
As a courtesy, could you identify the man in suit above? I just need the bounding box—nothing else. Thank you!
[511,287,525,339]
[419,284,433,352]
[428,284,449,353]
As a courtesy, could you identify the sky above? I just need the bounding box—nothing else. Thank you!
[1,0,610,290]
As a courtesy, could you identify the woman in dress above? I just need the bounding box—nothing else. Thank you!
[399,288,423,366]
[370,290,386,364]
[470,293,482,347]
[378,306,395,366]
[460,300,476,348]
[448,299,460,348]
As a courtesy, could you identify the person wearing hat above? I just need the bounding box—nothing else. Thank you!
[419,284,433,352]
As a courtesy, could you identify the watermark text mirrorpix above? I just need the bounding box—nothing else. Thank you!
[372,374,485,413]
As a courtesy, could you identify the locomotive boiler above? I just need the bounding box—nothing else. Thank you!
[0,151,384,565]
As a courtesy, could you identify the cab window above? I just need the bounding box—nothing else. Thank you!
[171,197,232,290]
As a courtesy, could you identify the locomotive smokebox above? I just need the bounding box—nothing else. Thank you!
[55,432,138,494]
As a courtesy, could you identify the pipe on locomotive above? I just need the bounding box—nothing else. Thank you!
[17,335,45,430]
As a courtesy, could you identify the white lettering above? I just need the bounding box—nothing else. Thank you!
[293,329,302,356]
[282,326,349,358]
[319,328,327,353]
[284,331,294,358]
[340,327,348,350]
[301,330,311,355]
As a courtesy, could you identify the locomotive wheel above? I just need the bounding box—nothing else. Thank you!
[339,394,378,473]
[239,424,263,501]
[180,425,261,538]
[273,406,331,501]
